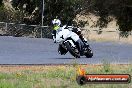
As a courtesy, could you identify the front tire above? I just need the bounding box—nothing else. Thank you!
[58,44,68,55]
[65,41,80,58]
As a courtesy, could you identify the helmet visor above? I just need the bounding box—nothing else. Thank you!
[53,24,60,30]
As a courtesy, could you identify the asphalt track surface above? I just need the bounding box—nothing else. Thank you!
[0,36,132,64]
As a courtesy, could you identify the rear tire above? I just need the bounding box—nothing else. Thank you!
[65,41,80,58]
[85,46,93,58]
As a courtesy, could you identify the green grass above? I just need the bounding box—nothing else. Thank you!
[0,64,131,88]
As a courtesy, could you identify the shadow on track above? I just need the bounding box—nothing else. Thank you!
[53,57,88,59]
[54,57,76,59]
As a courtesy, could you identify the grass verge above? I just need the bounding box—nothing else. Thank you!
[0,64,131,88]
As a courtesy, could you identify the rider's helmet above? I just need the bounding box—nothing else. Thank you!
[52,19,61,30]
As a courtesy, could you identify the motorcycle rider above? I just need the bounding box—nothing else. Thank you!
[66,21,89,47]
[51,19,85,55]
[51,19,62,42]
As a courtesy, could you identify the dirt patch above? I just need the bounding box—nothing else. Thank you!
[0,64,131,73]
[0,65,72,73]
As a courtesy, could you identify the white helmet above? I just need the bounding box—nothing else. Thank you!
[52,19,61,26]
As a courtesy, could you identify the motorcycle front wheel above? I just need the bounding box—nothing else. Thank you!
[65,41,80,58]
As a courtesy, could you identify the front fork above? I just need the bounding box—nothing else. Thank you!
[64,40,76,48]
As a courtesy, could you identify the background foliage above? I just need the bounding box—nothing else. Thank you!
[0,0,132,32]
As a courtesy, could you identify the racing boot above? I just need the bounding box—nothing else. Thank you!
[83,38,89,47]
[80,35,89,47]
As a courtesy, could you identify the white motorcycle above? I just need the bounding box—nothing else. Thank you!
[53,26,93,58]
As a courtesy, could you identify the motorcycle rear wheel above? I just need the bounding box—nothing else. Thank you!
[85,46,93,58]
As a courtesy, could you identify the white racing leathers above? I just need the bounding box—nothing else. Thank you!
[53,26,84,52]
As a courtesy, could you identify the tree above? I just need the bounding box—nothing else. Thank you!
[8,0,132,33]
[0,1,8,22]
[82,0,132,32]
[11,0,83,25]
